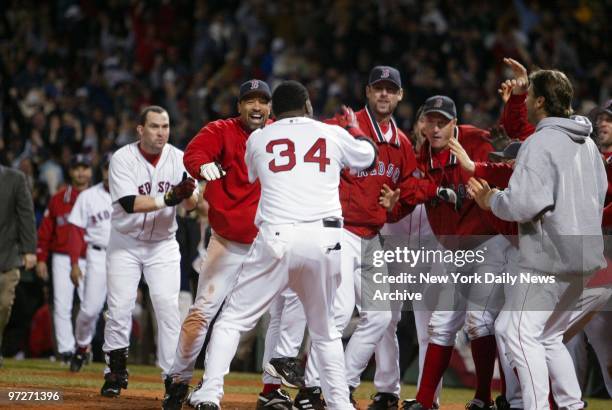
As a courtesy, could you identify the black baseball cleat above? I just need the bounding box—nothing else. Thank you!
[294,387,325,410]
[495,395,510,410]
[256,388,294,409]
[100,348,129,397]
[465,399,495,410]
[59,351,73,366]
[264,357,305,389]
[162,378,189,410]
[194,402,220,410]
[368,392,399,409]
[101,371,129,397]
[70,347,90,372]
[401,399,427,410]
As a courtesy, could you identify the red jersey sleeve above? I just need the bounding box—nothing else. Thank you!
[501,93,535,141]
[603,203,612,227]
[387,143,419,221]
[473,162,514,188]
[397,172,439,205]
[36,198,56,262]
[183,122,226,180]
[67,224,86,265]
[467,129,493,162]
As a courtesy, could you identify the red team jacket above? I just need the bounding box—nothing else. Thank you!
[400,125,497,237]
[183,117,262,244]
[327,107,417,238]
[36,186,86,262]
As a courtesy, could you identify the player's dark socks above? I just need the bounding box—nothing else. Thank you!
[263,383,281,395]
[415,343,453,409]
[471,335,496,403]
[497,351,507,396]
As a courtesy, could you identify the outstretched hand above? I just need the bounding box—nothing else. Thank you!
[448,138,475,174]
[165,172,197,206]
[502,57,529,95]
[467,177,497,211]
[334,105,359,129]
[379,184,400,212]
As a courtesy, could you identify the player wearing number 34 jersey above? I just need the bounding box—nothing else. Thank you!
[189,81,376,409]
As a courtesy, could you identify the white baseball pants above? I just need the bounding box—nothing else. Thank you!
[495,273,589,410]
[103,228,180,377]
[262,288,306,384]
[190,221,353,409]
[304,229,392,390]
[52,253,85,354]
[500,285,612,408]
[427,235,509,346]
[170,232,251,382]
[75,245,107,348]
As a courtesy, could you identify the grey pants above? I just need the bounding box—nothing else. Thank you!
[0,268,20,350]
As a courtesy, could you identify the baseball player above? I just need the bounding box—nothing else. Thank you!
[101,105,198,398]
[467,69,607,410]
[36,154,92,363]
[459,75,612,409]
[66,155,113,372]
[162,80,278,409]
[378,106,445,410]
[295,66,417,410]
[188,80,376,410]
[395,96,508,410]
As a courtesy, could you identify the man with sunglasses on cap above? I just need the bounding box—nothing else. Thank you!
[66,154,113,372]
[163,80,277,409]
[36,153,92,364]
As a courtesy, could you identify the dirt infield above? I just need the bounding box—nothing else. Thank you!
[0,377,466,410]
[1,360,608,409]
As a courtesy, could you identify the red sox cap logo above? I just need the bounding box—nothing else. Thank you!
[250,80,259,90]
[381,68,390,78]
[434,98,443,108]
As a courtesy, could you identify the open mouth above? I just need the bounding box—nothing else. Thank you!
[249,113,264,122]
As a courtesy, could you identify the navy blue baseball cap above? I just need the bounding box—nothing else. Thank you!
[422,95,457,120]
[368,66,402,89]
[489,141,522,161]
[239,79,272,102]
[70,153,91,168]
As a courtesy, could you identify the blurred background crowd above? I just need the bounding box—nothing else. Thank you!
[0,0,610,394]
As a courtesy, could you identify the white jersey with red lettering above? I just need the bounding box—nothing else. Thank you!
[67,182,113,350]
[246,117,375,226]
[109,142,190,241]
[68,183,112,247]
[105,141,195,379]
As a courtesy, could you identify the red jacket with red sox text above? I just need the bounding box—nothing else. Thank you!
[327,107,417,238]
[36,186,86,262]
[399,125,498,237]
[183,117,263,244]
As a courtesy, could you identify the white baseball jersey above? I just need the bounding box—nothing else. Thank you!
[109,142,192,241]
[68,182,113,247]
[245,117,375,226]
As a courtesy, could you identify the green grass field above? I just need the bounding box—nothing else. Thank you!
[0,358,609,409]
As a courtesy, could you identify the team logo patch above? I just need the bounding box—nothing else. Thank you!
[434,98,443,108]
[381,68,390,78]
[250,80,259,90]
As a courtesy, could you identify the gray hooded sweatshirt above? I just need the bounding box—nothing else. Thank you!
[490,116,607,274]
